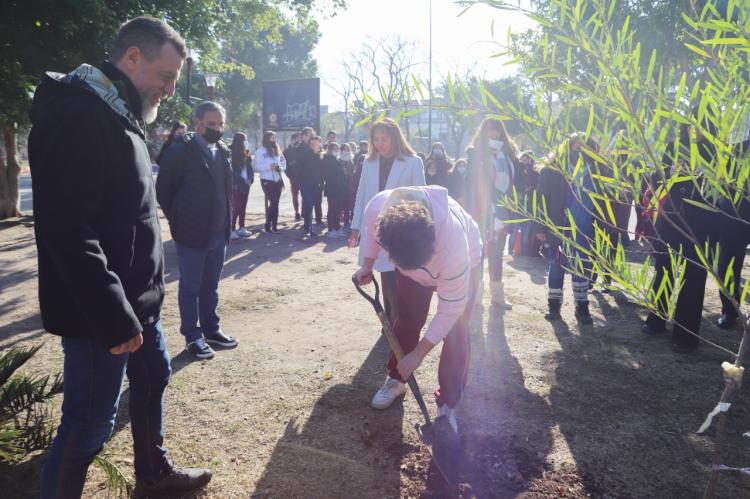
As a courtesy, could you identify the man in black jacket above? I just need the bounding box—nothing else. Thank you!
[156,101,239,360]
[296,128,324,237]
[28,16,211,498]
[284,132,302,220]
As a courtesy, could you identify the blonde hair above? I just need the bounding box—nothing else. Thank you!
[367,118,416,161]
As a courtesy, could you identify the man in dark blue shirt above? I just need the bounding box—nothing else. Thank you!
[156,101,239,359]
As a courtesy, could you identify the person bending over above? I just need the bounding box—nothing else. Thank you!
[353,186,481,432]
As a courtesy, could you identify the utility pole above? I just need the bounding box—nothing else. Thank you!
[428,0,433,150]
[185,47,193,104]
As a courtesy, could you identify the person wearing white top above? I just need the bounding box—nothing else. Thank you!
[347,118,426,409]
[254,131,287,233]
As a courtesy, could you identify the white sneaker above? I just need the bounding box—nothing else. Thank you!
[437,404,458,433]
[371,376,406,409]
[236,227,252,238]
[230,231,240,240]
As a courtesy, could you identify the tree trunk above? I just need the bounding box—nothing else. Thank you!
[0,125,21,220]
[703,323,750,499]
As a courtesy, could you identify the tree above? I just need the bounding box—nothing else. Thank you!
[331,35,423,140]
[0,0,332,219]
[0,0,231,219]
[459,1,748,496]
[216,1,322,135]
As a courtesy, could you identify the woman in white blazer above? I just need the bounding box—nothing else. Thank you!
[254,131,287,233]
[348,117,426,410]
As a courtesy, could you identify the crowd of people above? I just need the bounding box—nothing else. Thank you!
[25,13,749,499]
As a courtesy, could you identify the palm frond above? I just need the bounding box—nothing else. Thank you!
[93,452,133,498]
[0,346,42,388]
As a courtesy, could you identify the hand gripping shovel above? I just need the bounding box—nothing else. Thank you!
[352,276,461,484]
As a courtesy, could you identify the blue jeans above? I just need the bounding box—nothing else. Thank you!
[40,321,171,498]
[176,232,227,343]
[300,182,321,230]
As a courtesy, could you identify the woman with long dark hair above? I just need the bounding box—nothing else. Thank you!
[156,121,186,165]
[254,130,286,233]
[465,118,524,311]
[424,142,453,187]
[230,132,253,239]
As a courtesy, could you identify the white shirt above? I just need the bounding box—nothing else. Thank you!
[253,147,286,182]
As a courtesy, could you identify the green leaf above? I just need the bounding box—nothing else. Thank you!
[684,43,711,58]
[525,12,554,28]
[646,48,657,81]
[701,37,749,46]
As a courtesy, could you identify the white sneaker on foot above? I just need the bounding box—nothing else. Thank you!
[371,376,406,409]
[236,227,252,238]
[230,231,240,240]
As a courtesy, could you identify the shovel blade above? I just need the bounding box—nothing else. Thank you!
[416,416,461,484]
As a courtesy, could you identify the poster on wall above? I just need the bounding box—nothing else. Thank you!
[262,78,320,132]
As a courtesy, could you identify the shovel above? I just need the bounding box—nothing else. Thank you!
[352,275,461,484]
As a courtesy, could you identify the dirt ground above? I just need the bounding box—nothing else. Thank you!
[1,195,750,498]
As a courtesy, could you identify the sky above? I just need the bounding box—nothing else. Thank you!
[313,0,536,111]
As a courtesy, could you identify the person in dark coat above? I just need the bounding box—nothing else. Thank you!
[340,142,358,229]
[322,142,348,238]
[536,134,600,324]
[642,120,721,353]
[424,142,453,188]
[156,101,239,359]
[156,120,186,166]
[447,158,467,205]
[28,16,211,498]
[517,151,542,256]
[715,139,750,329]
[229,132,253,238]
[296,129,324,237]
[283,132,302,221]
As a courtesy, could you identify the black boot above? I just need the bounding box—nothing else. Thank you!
[134,460,212,498]
[717,312,738,329]
[575,302,593,325]
[545,299,562,320]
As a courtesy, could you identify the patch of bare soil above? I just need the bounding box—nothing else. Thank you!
[1,209,749,498]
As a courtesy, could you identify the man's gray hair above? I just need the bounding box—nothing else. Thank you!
[194,101,226,120]
[110,16,187,62]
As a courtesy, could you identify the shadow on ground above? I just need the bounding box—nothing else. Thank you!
[252,335,404,498]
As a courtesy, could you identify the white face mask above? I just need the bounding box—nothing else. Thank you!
[433,149,443,157]
[340,151,352,161]
[488,139,504,151]
[243,140,249,149]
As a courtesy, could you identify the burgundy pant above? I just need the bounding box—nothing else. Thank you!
[232,188,249,229]
[290,180,300,215]
[387,267,479,408]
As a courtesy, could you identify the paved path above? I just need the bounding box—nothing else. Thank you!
[19,174,303,218]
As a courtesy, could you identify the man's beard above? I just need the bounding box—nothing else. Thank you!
[139,89,161,124]
[142,101,158,124]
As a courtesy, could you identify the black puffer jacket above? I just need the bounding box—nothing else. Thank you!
[28,62,164,349]
[156,133,233,248]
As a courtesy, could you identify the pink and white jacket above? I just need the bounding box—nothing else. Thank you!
[361,186,482,344]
